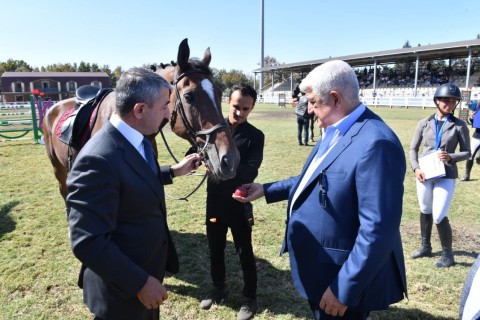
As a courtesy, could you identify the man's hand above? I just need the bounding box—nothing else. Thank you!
[137,276,168,310]
[171,153,202,177]
[232,183,264,202]
[319,286,347,317]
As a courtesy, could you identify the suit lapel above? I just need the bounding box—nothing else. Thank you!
[104,123,164,200]
[299,109,371,194]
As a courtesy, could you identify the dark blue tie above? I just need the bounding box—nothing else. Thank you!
[143,137,158,176]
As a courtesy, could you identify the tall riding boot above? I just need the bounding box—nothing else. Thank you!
[435,217,455,268]
[461,159,474,181]
[411,213,433,258]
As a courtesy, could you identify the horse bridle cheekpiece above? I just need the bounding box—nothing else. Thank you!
[171,68,225,158]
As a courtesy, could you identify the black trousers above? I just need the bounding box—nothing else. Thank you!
[297,115,309,144]
[308,300,370,320]
[206,212,257,298]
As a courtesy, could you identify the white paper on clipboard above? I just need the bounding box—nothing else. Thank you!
[418,150,446,180]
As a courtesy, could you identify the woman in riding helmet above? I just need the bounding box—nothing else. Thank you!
[408,83,471,268]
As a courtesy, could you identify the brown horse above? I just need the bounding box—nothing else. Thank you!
[43,38,239,201]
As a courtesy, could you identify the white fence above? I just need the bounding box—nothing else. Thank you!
[360,96,436,108]
[259,91,466,109]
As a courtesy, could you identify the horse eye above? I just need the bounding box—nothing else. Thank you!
[183,92,193,103]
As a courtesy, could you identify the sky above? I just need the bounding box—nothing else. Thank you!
[1,0,479,76]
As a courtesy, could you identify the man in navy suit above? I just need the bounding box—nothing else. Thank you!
[67,67,200,320]
[234,60,407,319]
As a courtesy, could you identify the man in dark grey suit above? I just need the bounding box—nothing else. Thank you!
[66,67,200,320]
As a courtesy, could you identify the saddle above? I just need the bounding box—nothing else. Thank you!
[58,85,113,149]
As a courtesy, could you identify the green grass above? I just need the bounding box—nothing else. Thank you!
[0,104,479,319]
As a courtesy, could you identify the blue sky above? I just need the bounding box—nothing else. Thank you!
[1,0,479,75]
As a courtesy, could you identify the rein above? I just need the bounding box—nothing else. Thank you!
[159,68,224,201]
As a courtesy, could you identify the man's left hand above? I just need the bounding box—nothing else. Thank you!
[319,286,348,317]
[171,153,202,177]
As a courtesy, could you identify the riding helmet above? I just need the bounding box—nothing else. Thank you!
[433,83,462,102]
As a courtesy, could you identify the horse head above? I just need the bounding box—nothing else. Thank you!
[158,39,239,181]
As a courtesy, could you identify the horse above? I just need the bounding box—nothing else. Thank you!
[42,38,240,201]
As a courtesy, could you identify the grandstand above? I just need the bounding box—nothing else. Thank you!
[254,39,480,106]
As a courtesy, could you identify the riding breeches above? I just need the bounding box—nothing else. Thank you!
[416,178,455,224]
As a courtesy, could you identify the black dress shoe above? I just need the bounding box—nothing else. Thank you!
[200,286,229,310]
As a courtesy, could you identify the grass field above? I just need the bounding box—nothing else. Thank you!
[0,104,479,320]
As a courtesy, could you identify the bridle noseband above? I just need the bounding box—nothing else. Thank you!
[171,68,226,157]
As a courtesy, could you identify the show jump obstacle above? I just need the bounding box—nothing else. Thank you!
[0,90,50,143]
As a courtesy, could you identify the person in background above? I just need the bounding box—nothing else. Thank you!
[294,91,310,145]
[67,67,201,320]
[409,83,470,268]
[200,83,265,320]
[461,106,480,181]
[309,112,317,143]
[233,60,407,320]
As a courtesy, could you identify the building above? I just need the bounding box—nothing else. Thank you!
[0,72,111,103]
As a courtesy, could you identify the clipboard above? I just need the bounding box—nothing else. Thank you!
[418,150,446,180]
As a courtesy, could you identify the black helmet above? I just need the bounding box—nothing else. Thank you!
[434,83,461,101]
[433,83,461,115]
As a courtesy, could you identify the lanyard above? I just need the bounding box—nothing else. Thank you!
[434,114,449,150]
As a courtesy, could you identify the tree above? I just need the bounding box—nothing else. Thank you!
[1,59,32,72]
[111,66,123,87]
[78,61,90,72]
[43,63,76,72]
[218,69,250,92]
[90,63,100,72]
[259,55,288,88]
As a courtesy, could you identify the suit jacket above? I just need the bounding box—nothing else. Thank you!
[66,121,176,319]
[409,114,470,179]
[264,108,407,312]
[459,254,480,320]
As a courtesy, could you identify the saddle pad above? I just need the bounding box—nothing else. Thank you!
[55,108,76,139]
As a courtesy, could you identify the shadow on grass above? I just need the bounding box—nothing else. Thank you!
[168,231,463,319]
[167,230,310,318]
[430,250,479,267]
[0,200,18,238]
[371,306,455,320]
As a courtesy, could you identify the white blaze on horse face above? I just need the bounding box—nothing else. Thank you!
[201,79,220,115]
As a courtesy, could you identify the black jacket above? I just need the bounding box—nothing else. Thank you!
[206,119,264,215]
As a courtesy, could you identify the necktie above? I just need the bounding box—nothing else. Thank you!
[143,137,159,176]
[290,130,335,212]
[315,131,334,160]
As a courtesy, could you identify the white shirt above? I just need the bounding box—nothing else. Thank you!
[289,103,366,214]
[109,113,148,160]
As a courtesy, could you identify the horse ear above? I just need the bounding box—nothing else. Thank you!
[177,38,190,72]
[202,47,211,67]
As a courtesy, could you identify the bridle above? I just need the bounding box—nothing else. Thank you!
[171,68,226,158]
[159,67,225,201]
